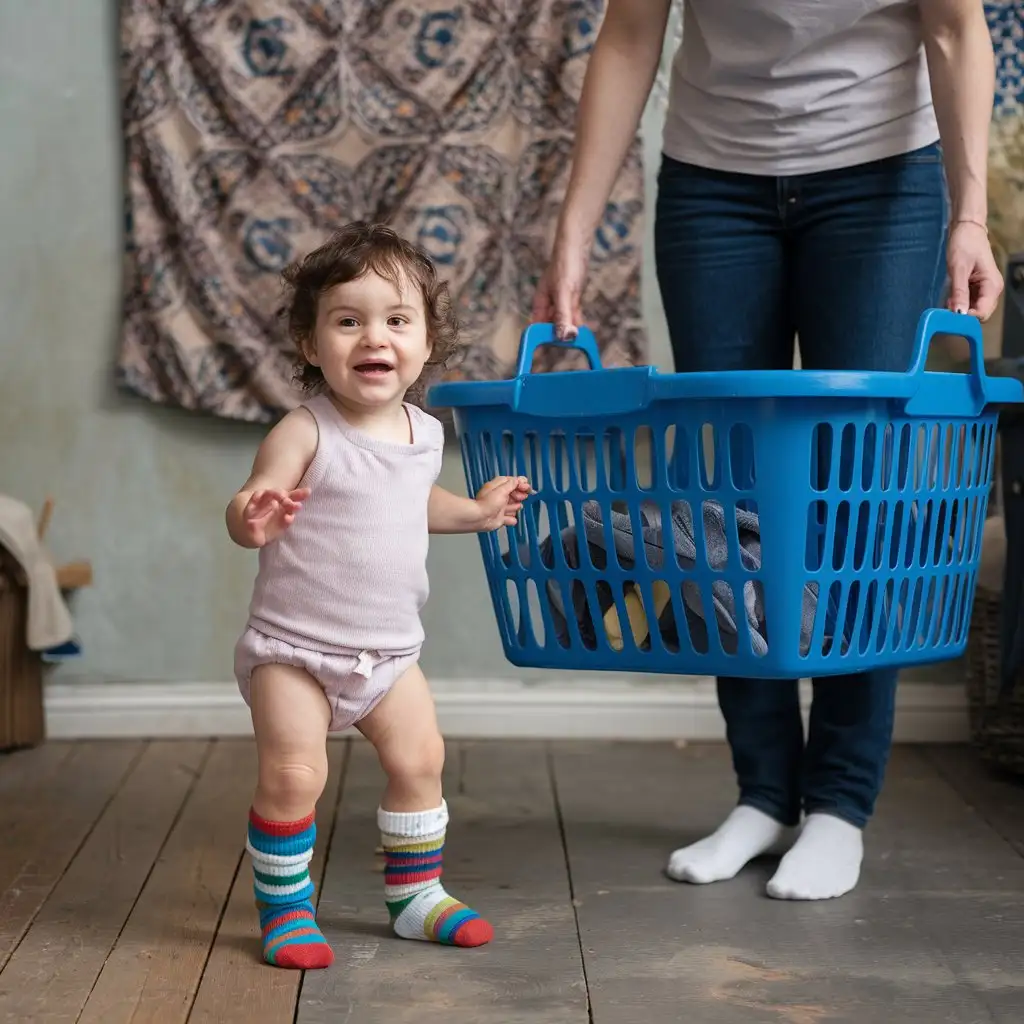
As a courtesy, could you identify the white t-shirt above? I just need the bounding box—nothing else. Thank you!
[661,0,941,176]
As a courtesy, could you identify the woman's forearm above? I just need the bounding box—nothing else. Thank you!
[556,0,672,249]
[920,0,995,224]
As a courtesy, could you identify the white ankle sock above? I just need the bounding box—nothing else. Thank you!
[378,803,493,947]
[666,805,790,884]
[766,812,863,901]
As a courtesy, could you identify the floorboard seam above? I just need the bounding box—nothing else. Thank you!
[546,744,594,1024]
[906,748,1010,1024]
[294,737,352,1024]
[0,740,150,978]
[76,740,214,1024]
[187,849,246,1023]
[917,747,1024,859]
[183,739,252,1023]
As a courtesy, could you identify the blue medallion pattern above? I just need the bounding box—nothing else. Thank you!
[987,1,1023,111]
[117,0,646,423]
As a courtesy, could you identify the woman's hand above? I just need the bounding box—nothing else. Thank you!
[531,239,589,340]
[946,220,1004,321]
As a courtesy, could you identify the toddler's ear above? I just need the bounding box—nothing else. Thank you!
[301,332,320,367]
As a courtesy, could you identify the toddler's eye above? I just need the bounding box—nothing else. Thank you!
[387,316,408,327]
[338,317,358,328]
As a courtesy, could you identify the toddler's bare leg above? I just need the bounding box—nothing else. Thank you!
[357,663,493,947]
[247,663,334,969]
[357,660,443,811]
[250,662,331,819]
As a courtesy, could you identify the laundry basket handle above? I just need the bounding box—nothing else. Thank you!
[908,308,985,380]
[904,308,989,416]
[515,323,603,377]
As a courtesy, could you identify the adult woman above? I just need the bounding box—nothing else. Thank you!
[534,0,1004,900]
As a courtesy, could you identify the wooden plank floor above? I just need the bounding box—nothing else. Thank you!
[1,740,1023,1023]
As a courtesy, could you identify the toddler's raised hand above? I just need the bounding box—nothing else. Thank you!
[475,476,532,531]
[242,487,310,546]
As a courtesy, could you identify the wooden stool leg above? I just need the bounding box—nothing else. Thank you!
[0,499,89,751]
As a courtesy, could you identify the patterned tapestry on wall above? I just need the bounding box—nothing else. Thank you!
[116,0,647,423]
[987,1,1024,257]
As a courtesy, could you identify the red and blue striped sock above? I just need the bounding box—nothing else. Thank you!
[246,808,334,969]
[379,801,493,947]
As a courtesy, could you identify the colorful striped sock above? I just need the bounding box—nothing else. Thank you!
[379,800,493,948]
[246,808,334,970]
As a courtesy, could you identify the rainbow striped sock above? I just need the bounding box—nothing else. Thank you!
[379,801,494,948]
[246,808,334,970]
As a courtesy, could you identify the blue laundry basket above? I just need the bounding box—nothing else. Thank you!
[428,309,1024,679]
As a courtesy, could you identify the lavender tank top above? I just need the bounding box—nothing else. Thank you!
[247,394,445,655]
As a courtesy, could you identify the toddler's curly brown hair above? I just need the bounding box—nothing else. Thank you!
[280,222,462,397]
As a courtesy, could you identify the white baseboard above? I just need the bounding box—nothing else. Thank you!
[42,677,969,743]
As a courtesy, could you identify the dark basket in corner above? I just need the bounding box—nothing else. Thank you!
[966,252,1024,772]
[965,582,1024,774]
[0,547,45,751]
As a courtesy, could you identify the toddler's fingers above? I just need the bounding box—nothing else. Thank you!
[250,488,286,510]
[289,487,312,501]
[245,492,276,519]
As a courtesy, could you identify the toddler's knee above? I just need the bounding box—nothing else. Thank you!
[258,760,327,811]
[380,732,445,785]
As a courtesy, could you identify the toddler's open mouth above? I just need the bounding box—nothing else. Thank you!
[354,361,394,377]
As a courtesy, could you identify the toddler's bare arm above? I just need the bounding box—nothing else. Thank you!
[427,475,531,534]
[226,407,319,547]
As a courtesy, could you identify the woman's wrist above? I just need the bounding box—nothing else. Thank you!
[554,210,595,256]
[950,217,989,236]
[949,189,989,227]
[945,161,988,223]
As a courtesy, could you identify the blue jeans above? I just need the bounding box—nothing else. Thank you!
[654,143,949,829]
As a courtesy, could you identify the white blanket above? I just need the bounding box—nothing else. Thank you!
[0,494,74,651]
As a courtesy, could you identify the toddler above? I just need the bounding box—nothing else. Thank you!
[226,223,530,969]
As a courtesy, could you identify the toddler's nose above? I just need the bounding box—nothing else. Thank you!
[363,326,389,348]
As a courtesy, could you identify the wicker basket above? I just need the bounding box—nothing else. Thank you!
[0,547,45,751]
[965,581,1024,774]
